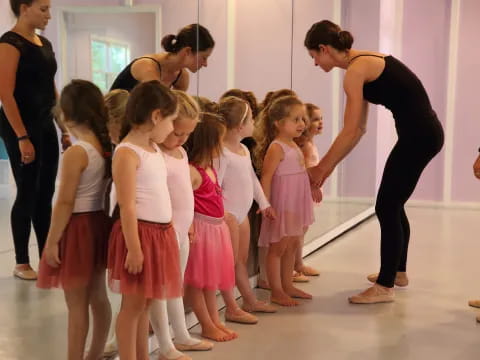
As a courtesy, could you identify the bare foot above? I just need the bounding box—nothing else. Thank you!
[270,291,299,307]
[257,279,271,290]
[214,322,238,340]
[285,286,313,299]
[201,325,235,342]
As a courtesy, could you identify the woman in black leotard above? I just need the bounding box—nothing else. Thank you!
[305,20,444,304]
[110,24,215,92]
[0,0,72,280]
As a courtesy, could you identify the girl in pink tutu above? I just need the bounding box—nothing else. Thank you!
[107,80,181,360]
[37,80,113,360]
[183,113,242,342]
[254,95,315,307]
[149,91,213,359]
[215,96,277,317]
[292,103,324,283]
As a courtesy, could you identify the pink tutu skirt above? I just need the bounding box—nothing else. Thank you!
[108,220,182,299]
[184,213,235,291]
[258,172,314,247]
[37,211,112,290]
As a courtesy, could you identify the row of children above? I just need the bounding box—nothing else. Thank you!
[35,79,324,360]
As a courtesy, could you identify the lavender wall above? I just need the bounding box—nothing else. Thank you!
[197,0,228,101]
[451,0,480,202]
[401,0,450,201]
[292,0,336,196]
[338,0,379,199]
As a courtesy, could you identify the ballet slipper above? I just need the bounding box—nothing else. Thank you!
[158,348,192,360]
[13,265,37,280]
[367,272,409,287]
[348,285,395,304]
[225,308,258,324]
[242,301,277,313]
[468,299,480,308]
[300,265,320,276]
[174,340,214,352]
[292,272,309,283]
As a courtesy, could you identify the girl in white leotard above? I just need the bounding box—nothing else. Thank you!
[150,91,213,359]
[215,96,277,314]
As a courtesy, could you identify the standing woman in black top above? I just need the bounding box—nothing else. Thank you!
[305,20,444,304]
[110,24,215,92]
[0,0,70,280]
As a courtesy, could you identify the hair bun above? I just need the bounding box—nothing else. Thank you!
[161,34,178,52]
[337,30,354,50]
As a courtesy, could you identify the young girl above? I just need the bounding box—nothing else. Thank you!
[150,90,213,359]
[255,95,315,306]
[37,80,113,360]
[293,103,324,282]
[107,80,181,360]
[215,96,277,315]
[183,113,242,341]
[101,89,129,358]
[256,89,298,291]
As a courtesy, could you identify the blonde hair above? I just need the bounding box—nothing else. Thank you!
[104,89,129,127]
[254,95,303,170]
[172,90,200,121]
[218,96,250,130]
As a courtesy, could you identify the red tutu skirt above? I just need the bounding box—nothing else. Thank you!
[107,220,182,299]
[184,213,235,291]
[37,211,112,290]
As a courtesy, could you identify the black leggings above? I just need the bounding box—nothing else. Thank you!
[375,118,444,288]
[1,119,59,264]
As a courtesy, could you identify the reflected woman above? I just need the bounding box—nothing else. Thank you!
[110,23,215,92]
[305,20,444,304]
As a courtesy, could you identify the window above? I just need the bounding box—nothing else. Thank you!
[91,37,130,92]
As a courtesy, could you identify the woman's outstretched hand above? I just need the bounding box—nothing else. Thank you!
[308,164,333,188]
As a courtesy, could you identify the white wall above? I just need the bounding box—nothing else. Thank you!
[64,12,156,85]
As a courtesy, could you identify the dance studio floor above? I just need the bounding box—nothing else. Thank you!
[1,201,479,359]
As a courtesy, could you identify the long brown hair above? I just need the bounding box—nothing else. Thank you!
[186,112,225,168]
[59,79,112,178]
[254,95,303,170]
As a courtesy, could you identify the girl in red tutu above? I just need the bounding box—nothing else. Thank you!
[37,80,113,360]
[254,96,315,307]
[107,81,181,360]
[184,113,246,342]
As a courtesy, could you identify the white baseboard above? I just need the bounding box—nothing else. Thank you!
[407,200,480,210]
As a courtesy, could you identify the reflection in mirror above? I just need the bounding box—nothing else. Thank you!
[46,0,201,96]
[197,1,295,283]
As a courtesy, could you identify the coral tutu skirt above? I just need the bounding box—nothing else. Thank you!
[107,220,182,299]
[37,211,112,290]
